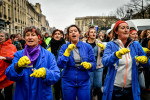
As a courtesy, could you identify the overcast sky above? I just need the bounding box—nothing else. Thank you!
[28,0,130,30]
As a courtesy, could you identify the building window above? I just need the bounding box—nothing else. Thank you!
[78,21,80,26]
[82,21,84,25]
[24,1,26,7]
[22,0,24,7]
[8,6,10,17]
[81,27,83,31]
[17,0,19,5]
[18,9,19,22]
[15,8,17,22]
[3,2,6,16]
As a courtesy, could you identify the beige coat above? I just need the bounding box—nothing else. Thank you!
[83,39,103,69]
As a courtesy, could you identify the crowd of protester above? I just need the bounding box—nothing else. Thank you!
[0,21,150,100]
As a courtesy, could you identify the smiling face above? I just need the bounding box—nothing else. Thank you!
[14,37,18,42]
[17,34,22,40]
[0,33,6,44]
[25,31,39,48]
[130,30,138,41]
[69,26,80,44]
[116,23,129,41]
[53,31,61,40]
[88,28,96,39]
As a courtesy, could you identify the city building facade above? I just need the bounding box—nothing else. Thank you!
[0,0,50,35]
[75,16,119,34]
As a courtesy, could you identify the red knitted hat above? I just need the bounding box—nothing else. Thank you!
[114,20,127,31]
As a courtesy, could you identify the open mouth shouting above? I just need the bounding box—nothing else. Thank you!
[72,35,77,39]
[28,40,34,43]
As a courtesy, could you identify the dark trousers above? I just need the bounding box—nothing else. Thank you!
[53,79,62,100]
[112,86,133,100]
[0,85,13,100]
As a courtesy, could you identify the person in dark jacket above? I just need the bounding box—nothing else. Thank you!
[16,33,26,49]
[57,25,96,100]
[10,34,22,50]
[47,29,66,100]
[5,26,60,100]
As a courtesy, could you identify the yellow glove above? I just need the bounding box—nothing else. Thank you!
[142,47,150,54]
[18,56,31,67]
[47,47,51,52]
[116,48,130,59]
[64,44,75,57]
[81,62,92,70]
[135,56,148,64]
[97,43,105,50]
[30,67,46,78]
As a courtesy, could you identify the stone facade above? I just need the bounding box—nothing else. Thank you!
[75,16,119,34]
[0,0,50,35]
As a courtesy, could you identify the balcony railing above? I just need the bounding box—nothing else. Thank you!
[4,15,7,19]
[0,12,2,17]
[8,17,11,20]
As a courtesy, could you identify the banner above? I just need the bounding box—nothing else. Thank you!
[95,25,98,32]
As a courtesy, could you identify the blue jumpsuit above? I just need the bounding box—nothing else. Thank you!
[102,41,150,100]
[57,40,96,100]
[5,46,60,100]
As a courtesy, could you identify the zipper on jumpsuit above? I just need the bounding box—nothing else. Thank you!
[118,40,132,90]
[76,68,77,86]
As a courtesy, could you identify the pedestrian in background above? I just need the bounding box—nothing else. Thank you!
[140,29,150,47]
[102,20,150,100]
[16,33,26,49]
[97,31,104,42]
[5,26,60,100]
[10,34,22,50]
[65,33,69,43]
[85,26,105,100]
[129,29,147,92]
[44,32,51,46]
[47,29,66,100]
[59,30,65,38]
[140,29,150,100]
[0,30,17,100]
[129,29,138,41]
[57,25,96,100]
[38,35,47,49]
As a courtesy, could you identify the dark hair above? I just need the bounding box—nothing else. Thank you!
[23,26,41,37]
[59,30,64,38]
[141,29,150,39]
[52,29,64,37]
[10,34,16,40]
[67,25,81,34]
[145,29,150,35]
[137,30,143,36]
[16,33,22,37]
[87,26,95,35]
[0,30,9,40]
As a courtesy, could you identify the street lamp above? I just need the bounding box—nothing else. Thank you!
[126,9,133,19]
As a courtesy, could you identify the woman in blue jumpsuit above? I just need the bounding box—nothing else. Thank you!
[57,25,96,100]
[5,26,60,100]
[102,20,150,100]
